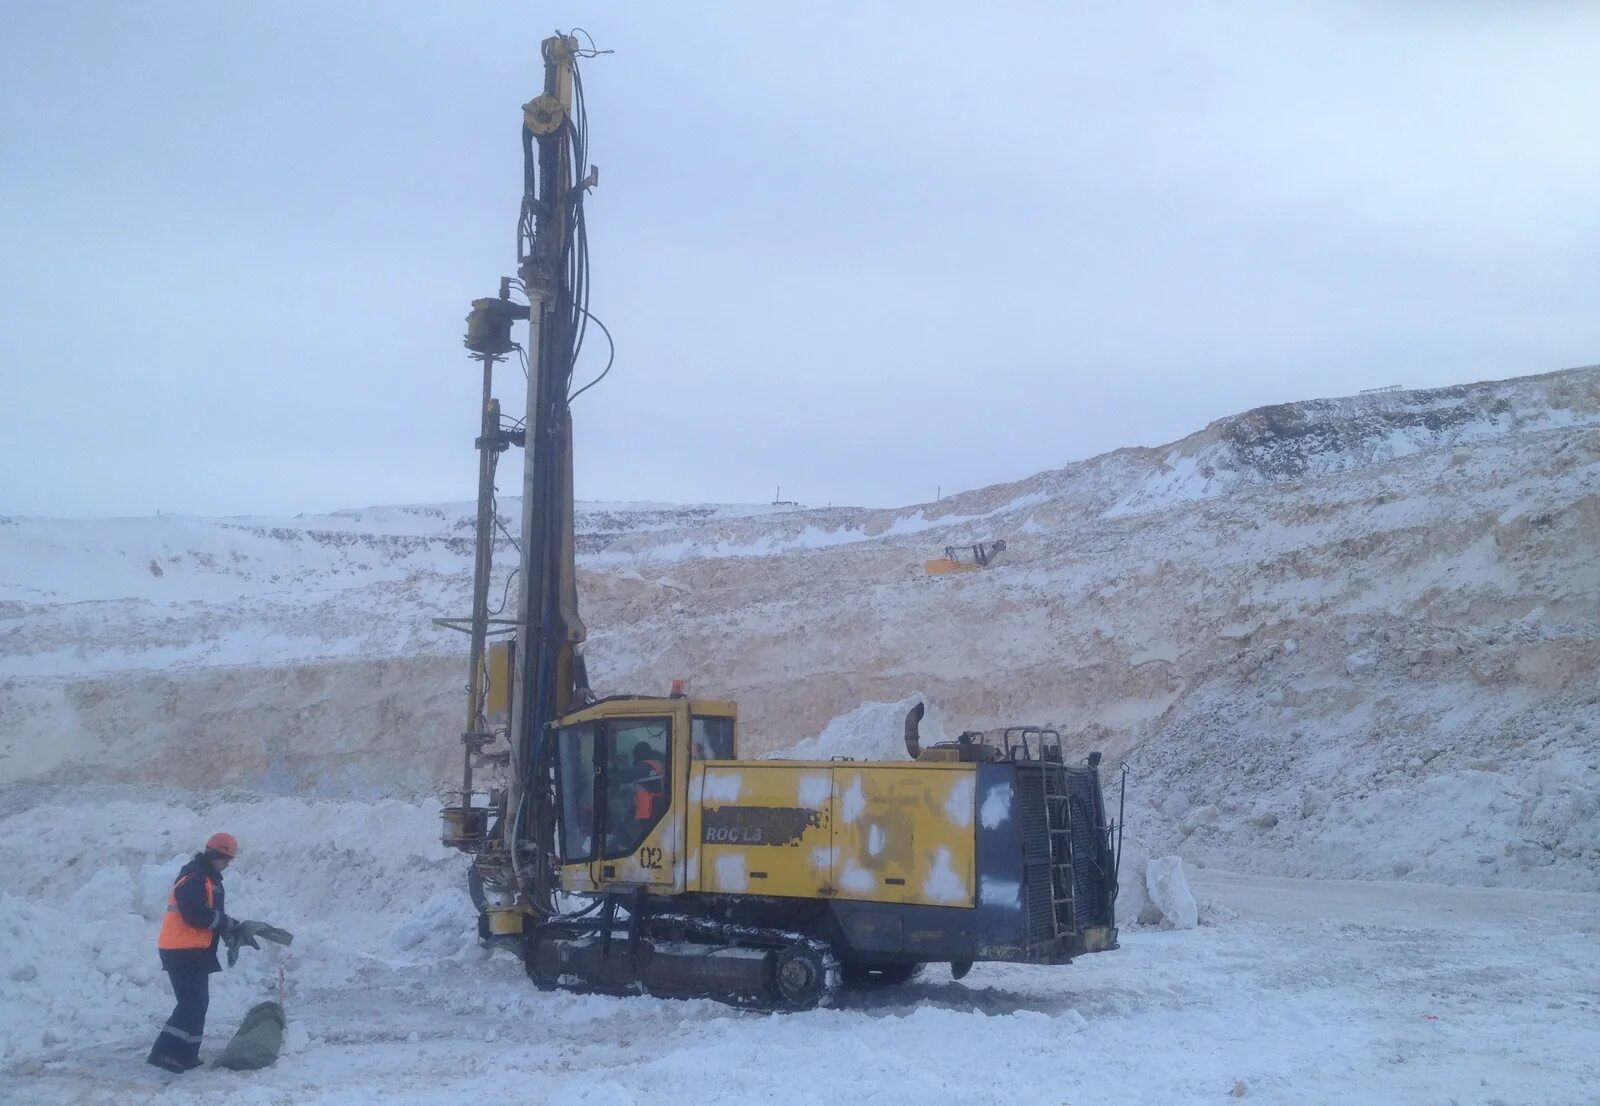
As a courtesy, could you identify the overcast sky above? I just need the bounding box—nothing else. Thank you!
[4,2,1598,519]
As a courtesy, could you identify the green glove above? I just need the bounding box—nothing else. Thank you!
[224,927,259,968]
[223,920,292,967]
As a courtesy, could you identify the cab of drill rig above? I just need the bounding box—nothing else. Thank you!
[550,695,738,895]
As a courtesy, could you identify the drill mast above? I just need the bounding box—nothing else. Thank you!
[444,32,600,921]
[509,32,595,916]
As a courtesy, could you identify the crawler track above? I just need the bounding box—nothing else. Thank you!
[523,911,841,1011]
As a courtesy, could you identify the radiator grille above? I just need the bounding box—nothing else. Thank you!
[1015,764,1114,941]
[1023,861,1055,943]
[1013,771,1055,944]
[1063,774,1112,926]
[1014,772,1049,861]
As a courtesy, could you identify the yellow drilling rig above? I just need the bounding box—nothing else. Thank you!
[437,33,1122,1010]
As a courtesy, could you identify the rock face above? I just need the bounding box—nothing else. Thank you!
[3,366,1598,889]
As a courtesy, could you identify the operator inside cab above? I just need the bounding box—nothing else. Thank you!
[631,741,665,824]
[598,723,670,856]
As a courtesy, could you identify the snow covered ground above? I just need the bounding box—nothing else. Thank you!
[4,792,1596,1106]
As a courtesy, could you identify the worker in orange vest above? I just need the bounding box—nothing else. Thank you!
[632,741,666,822]
[146,833,241,1073]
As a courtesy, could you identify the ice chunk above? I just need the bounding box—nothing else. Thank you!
[1115,842,1151,923]
[1145,855,1198,929]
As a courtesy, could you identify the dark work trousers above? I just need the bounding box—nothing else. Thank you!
[148,967,210,1069]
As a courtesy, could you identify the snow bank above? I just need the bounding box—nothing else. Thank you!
[1146,856,1198,930]
[762,695,947,762]
[1115,840,1153,924]
[0,794,474,1065]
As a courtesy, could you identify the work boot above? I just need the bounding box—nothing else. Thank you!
[147,1053,187,1074]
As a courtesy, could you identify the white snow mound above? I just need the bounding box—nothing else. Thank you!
[0,794,473,1066]
[763,695,947,761]
[1146,855,1199,930]
[1115,841,1153,924]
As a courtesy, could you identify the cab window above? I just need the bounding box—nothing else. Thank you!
[691,716,734,760]
[601,717,671,860]
[555,722,597,864]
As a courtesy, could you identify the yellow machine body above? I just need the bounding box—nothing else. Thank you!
[544,694,1118,978]
[485,639,515,726]
[553,698,978,907]
[562,749,980,911]
[692,761,976,906]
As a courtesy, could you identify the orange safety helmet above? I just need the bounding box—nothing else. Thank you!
[205,832,240,858]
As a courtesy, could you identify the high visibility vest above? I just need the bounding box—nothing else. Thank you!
[158,873,215,950]
[634,758,665,820]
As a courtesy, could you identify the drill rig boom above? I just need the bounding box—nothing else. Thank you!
[508,33,592,917]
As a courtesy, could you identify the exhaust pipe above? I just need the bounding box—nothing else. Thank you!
[904,701,925,760]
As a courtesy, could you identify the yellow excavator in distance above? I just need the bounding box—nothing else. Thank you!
[925,539,1008,575]
[436,33,1122,1010]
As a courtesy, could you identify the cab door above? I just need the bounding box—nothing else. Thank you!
[553,720,600,893]
[592,713,679,889]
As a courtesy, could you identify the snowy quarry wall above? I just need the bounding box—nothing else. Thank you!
[2,366,1598,894]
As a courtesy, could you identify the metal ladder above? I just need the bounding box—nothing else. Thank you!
[1039,764,1078,937]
